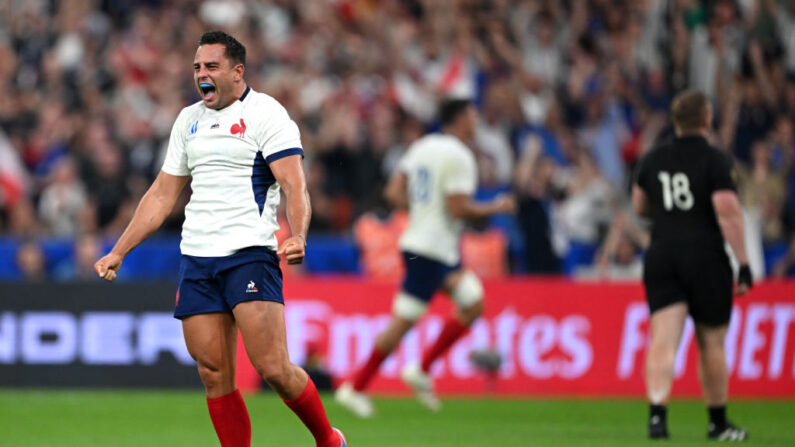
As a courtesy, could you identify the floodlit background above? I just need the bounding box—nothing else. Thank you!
[0,1,794,446]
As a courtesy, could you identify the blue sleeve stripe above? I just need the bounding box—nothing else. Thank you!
[265,148,304,164]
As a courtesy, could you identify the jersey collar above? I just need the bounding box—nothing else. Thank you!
[239,86,251,102]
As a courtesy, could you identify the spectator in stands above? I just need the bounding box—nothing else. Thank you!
[737,139,787,244]
[587,209,650,281]
[15,239,46,282]
[7,199,41,237]
[577,87,631,189]
[552,145,617,272]
[688,0,743,102]
[769,116,795,228]
[84,140,135,235]
[731,74,777,163]
[475,83,515,189]
[514,125,566,274]
[769,115,793,174]
[772,234,795,278]
[765,0,795,75]
[38,156,89,236]
[52,232,103,282]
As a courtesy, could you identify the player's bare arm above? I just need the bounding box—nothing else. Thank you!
[384,172,408,208]
[446,192,516,220]
[712,189,752,294]
[631,184,650,217]
[271,154,310,265]
[94,171,189,281]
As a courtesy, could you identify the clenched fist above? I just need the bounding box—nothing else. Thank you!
[94,252,123,282]
[277,235,306,265]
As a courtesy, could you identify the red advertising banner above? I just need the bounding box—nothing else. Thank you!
[236,278,795,397]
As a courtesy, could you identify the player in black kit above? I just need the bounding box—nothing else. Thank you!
[633,91,753,441]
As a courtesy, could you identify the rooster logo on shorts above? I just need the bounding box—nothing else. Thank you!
[246,280,258,293]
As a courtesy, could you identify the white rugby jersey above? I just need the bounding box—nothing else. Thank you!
[398,133,478,265]
[161,87,303,257]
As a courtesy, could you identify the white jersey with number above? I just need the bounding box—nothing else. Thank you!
[398,133,478,266]
[161,87,303,257]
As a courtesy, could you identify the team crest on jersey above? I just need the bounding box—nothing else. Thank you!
[246,280,258,293]
[231,118,246,138]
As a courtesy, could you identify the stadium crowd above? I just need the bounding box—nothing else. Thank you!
[1,0,794,279]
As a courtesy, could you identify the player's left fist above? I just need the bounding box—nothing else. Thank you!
[736,264,753,296]
[277,235,306,265]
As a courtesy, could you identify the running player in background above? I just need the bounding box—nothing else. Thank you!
[335,99,516,417]
[633,91,752,441]
[94,31,345,447]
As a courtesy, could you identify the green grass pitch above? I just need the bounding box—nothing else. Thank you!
[1,390,793,446]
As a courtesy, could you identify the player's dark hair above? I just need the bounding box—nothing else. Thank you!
[438,98,472,127]
[671,90,709,132]
[198,30,246,67]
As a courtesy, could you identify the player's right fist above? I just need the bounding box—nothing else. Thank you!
[94,252,123,282]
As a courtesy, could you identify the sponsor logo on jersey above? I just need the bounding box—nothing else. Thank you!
[210,121,219,129]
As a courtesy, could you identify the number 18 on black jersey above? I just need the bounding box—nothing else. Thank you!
[634,135,738,251]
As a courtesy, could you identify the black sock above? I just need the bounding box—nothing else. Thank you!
[708,406,727,428]
[650,404,667,422]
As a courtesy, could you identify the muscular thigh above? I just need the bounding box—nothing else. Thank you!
[649,301,689,348]
[182,312,238,369]
[233,300,289,366]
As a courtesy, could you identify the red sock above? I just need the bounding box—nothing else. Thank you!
[421,318,468,372]
[206,389,251,447]
[352,348,387,391]
[283,377,339,447]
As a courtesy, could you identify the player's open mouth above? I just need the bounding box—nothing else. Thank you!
[199,82,216,101]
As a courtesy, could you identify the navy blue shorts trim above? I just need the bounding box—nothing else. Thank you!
[174,246,284,319]
[401,251,461,302]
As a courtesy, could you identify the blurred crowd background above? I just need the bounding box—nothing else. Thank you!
[1,0,795,281]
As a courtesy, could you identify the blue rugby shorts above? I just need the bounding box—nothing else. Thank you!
[174,246,284,319]
[400,250,461,302]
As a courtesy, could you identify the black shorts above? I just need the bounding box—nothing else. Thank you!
[642,244,733,326]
